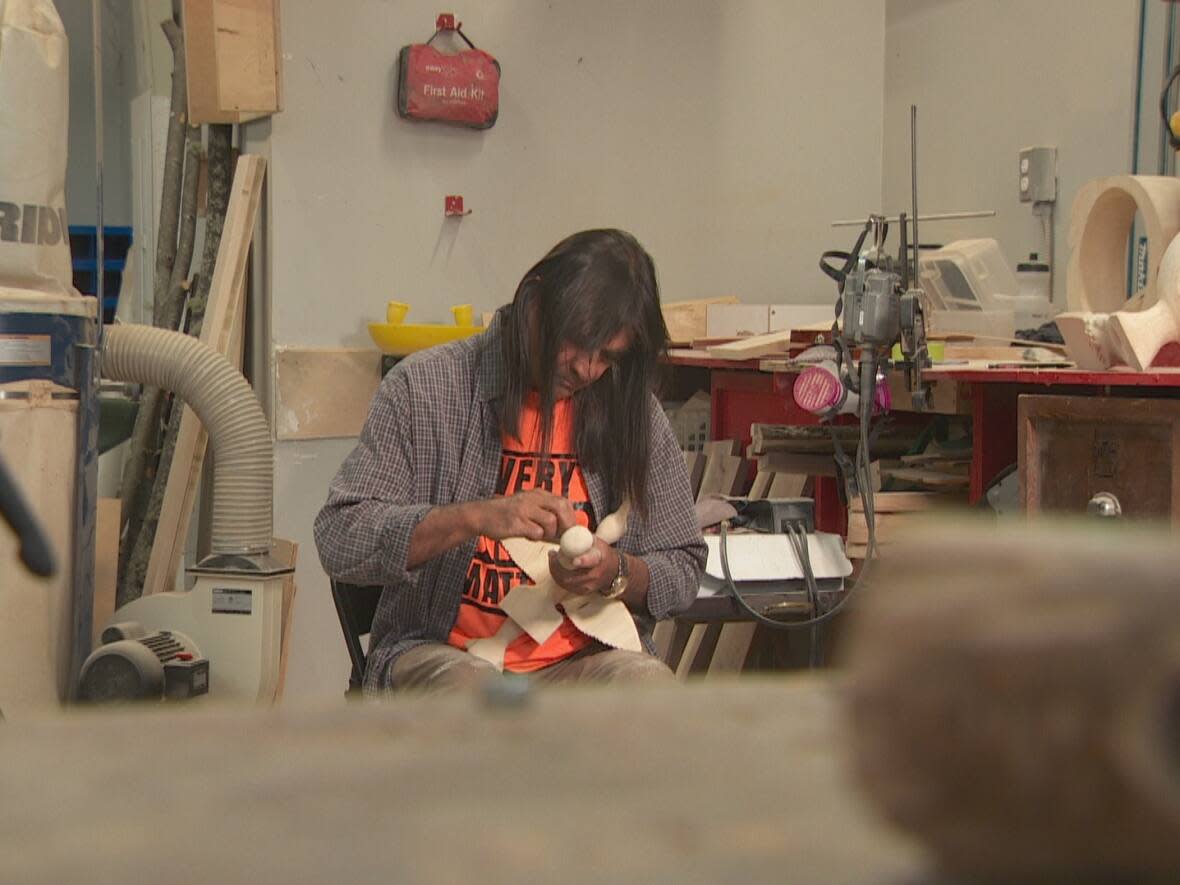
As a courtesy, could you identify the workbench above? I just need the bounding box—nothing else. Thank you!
[666,351,1180,528]
[1,679,928,883]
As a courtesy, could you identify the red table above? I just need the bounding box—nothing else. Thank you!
[666,353,1180,533]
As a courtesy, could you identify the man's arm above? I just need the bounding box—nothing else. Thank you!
[315,369,581,583]
[625,399,707,620]
[406,492,579,570]
[313,371,431,586]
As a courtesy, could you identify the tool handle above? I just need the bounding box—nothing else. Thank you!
[0,454,56,577]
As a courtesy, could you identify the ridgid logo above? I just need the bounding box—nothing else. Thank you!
[0,203,68,246]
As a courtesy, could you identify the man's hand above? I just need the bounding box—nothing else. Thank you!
[548,537,617,596]
[467,489,579,542]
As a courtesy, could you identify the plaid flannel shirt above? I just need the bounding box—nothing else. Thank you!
[314,309,707,691]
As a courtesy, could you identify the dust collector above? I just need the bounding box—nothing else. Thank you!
[0,0,97,716]
[0,0,287,713]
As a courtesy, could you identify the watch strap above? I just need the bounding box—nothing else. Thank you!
[601,549,628,599]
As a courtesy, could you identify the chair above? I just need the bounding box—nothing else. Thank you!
[329,580,384,696]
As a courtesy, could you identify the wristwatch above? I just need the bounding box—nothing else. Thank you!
[601,549,629,599]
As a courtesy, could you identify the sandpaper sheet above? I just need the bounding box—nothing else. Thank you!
[497,504,641,653]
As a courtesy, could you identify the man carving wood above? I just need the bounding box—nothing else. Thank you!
[314,229,706,692]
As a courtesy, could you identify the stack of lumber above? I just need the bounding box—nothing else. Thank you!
[684,439,752,501]
[844,491,962,560]
[746,450,834,500]
[704,330,794,361]
[880,451,970,492]
[749,423,920,458]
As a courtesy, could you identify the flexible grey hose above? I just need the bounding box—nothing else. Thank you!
[102,324,271,556]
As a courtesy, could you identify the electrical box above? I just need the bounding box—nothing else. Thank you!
[1019,146,1057,203]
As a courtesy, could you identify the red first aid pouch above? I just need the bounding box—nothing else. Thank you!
[396,23,500,130]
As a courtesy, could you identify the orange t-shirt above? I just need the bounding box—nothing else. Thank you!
[448,394,596,671]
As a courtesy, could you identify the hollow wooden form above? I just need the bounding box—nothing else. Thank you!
[1067,175,1180,314]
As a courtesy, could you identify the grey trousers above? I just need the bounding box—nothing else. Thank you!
[388,641,674,693]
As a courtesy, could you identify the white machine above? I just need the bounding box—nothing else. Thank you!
[107,569,286,703]
[918,238,1054,338]
[698,498,853,628]
[699,532,852,598]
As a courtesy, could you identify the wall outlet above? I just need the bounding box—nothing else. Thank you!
[1019,146,1057,203]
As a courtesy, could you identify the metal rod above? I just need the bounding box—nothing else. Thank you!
[831,210,995,227]
[911,105,920,285]
[69,0,105,700]
[93,0,104,327]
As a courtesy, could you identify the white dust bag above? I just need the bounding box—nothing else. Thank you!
[0,0,74,298]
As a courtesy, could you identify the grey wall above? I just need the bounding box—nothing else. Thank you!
[882,0,1140,305]
[59,0,137,228]
[263,0,888,701]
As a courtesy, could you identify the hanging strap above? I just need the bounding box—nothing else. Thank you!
[425,17,478,51]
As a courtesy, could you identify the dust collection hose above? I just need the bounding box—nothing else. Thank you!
[101,324,272,558]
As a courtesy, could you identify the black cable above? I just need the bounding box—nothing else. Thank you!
[857,355,879,566]
[718,519,863,632]
[789,522,824,668]
[426,26,478,50]
[0,454,56,577]
[820,222,872,300]
[837,336,860,394]
[768,217,881,642]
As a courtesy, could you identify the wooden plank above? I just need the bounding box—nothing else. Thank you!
[749,469,774,499]
[899,452,971,468]
[850,491,954,513]
[687,337,741,350]
[183,0,282,124]
[846,515,929,546]
[942,344,1063,362]
[661,296,740,345]
[706,330,794,360]
[274,347,381,440]
[682,450,706,500]
[143,156,266,596]
[661,620,696,671]
[674,623,714,680]
[271,537,298,702]
[93,498,121,642]
[754,452,838,476]
[651,620,676,664]
[705,623,758,676]
[702,438,741,457]
[696,454,748,501]
[767,472,807,498]
[882,467,970,490]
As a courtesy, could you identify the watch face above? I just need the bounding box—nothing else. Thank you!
[604,576,628,599]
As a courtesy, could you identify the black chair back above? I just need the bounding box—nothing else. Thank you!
[329,580,384,695]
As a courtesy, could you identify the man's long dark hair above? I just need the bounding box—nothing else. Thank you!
[501,229,669,518]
